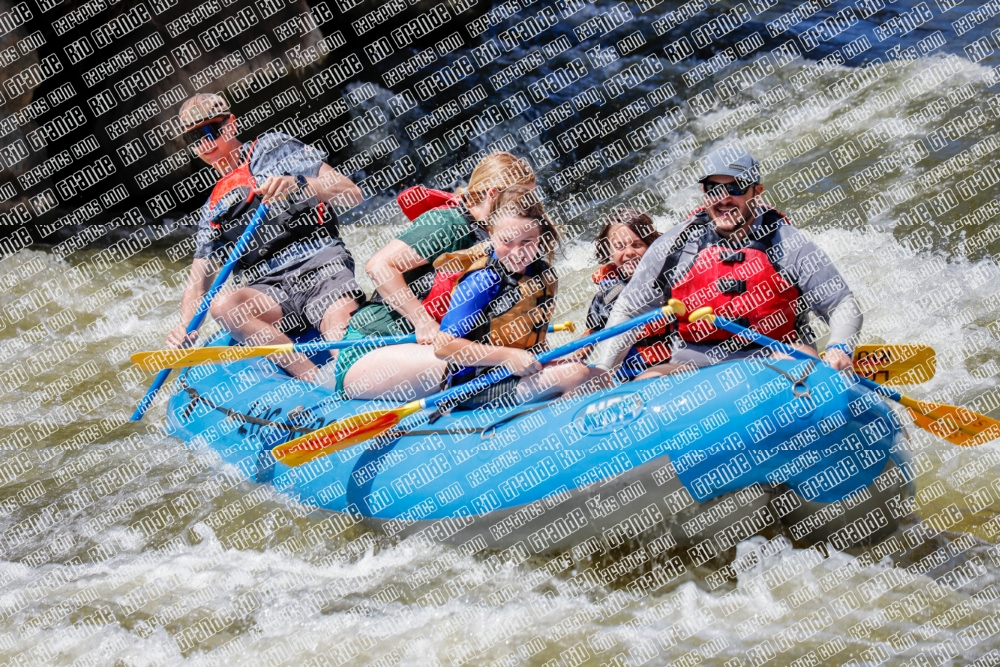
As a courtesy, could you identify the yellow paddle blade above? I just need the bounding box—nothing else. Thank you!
[272,401,424,467]
[131,344,295,370]
[898,396,1000,447]
[851,344,936,385]
[687,306,714,323]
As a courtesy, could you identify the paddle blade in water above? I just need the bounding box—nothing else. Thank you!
[899,397,1000,447]
[852,344,936,385]
[273,402,423,467]
[131,345,293,370]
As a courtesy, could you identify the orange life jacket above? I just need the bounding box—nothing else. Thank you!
[424,244,557,350]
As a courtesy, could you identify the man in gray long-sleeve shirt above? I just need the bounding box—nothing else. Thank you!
[592,147,861,376]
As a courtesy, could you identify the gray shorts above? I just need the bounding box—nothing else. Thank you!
[250,240,364,331]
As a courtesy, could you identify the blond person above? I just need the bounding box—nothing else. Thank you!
[341,187,589,405]
[331,152,536,395]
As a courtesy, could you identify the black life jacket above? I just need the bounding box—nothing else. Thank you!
[206,140,335,275]
[588,264,672,365]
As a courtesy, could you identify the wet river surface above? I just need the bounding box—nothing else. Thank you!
[3,0,1000,664]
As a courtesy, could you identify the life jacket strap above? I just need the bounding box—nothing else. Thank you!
[208,139,260,226]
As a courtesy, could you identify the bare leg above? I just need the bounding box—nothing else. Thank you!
[769,342,819,361]
[635,362,689,380]
[210,287,320,381]
[319,295,358,341]
[790,342,819,357]
[515,360,593,403]
[318,294,359,361]
[551,363,617,399]
[343,344,447,401]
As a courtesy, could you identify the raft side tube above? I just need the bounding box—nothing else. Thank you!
[164,337,916,556]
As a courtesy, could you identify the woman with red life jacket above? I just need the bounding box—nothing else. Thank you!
[338,187,590,405]
[165,94,364,382]
[332,152,536,395]
[582,209,671,379]
[591,147,861,378]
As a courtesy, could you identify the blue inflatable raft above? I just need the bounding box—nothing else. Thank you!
[165,334,915,557]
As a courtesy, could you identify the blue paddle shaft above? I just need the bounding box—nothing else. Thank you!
[423,305,674,409]
[131,203,271,421]
[294,334,416,354]
[710,316,901,402]
[234,325,563,357]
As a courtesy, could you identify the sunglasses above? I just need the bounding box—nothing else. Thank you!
[702,181,757,198]
[183,115,233,149]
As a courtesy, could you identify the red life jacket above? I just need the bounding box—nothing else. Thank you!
[397,186,461,221]
[590,264,671,364]
[423,254,468,322]
[664,208,800,344]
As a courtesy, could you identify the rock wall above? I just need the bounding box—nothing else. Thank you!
[0,0,489,246]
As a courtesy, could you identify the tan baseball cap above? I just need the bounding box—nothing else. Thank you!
[178,93,231,129]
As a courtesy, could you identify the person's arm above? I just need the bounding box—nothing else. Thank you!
[591,229,682,370]
[314,163,363,208]
[772,226,861,370]
[248,132,362,207]
[366,239,440,343]
[824,293,863,370]
[166,258,217,349]
[255,163,362,208]
[433,269,541,375]
[368,208,473,343]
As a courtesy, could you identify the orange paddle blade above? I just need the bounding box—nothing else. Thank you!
[272,402,422,467]
[901,399,1000,447]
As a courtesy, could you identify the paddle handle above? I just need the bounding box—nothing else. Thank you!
[131,202,271,421]
[424,305,674,410]
[548,320,574,333]
[709,316,903,402]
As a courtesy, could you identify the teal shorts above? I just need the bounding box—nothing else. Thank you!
[334,304,415,397]
[332,326,378,397]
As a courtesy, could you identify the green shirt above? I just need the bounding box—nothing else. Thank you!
[350,206,484,336]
